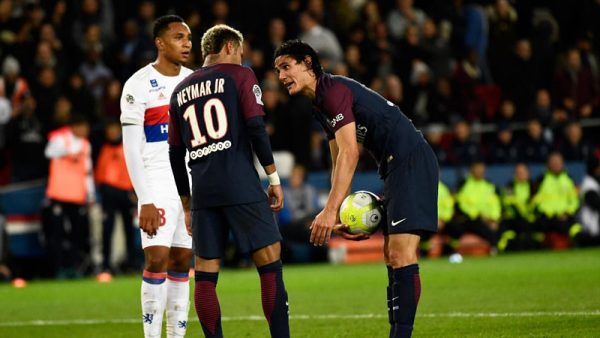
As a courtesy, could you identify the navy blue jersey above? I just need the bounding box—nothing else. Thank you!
[313,73,426,176]
[169,64,267,208]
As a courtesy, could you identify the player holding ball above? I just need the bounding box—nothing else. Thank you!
[274,40,439,338]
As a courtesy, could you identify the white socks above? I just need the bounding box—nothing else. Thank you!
[141,271,168,338]
[166,271,191,338]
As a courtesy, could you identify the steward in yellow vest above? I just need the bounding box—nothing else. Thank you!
[447,161,500,248]
[531,152,580,239]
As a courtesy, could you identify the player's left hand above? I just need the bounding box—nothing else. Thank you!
[267,184,284,211]
[310,208,337,246]
[333,224,370,241]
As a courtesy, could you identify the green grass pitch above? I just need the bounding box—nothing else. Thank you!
[1,248,599,337]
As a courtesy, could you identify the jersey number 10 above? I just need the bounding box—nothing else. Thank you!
[183,98,228,147]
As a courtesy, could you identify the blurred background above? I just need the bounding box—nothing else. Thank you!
[1,0,600,282]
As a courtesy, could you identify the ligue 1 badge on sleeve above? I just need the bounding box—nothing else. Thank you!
[252,84,263,105]
[126,94,135,104]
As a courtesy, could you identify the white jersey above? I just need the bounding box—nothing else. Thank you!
[120,63,193,200]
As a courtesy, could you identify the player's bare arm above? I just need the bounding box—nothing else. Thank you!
[139,204,161,236]
[310,122,359,246]
[264,163,284,211]
[328,139,370,241]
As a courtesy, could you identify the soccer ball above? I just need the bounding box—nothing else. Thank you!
[339,191,383,235]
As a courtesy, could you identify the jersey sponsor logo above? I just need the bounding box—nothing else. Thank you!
[158,92,166,100]
[144,123,169,142]
[150,79,158,87]
[252,84,263,105]
[329,113,344,127]
[189,140,232,160]
[144,105,170,142]
[125,94,135,104]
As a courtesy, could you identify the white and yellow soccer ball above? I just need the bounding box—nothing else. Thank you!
[339,191,383,235]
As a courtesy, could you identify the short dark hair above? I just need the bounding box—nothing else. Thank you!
[153,15,185,40]
[200,24,244,60]
[274,39,323,77]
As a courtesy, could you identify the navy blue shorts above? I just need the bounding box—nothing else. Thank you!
[382,143,439,236]
[191,200,282,259]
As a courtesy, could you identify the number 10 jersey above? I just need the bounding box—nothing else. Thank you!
[169,64,268,208]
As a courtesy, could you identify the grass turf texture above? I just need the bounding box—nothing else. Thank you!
[0,248,599,337]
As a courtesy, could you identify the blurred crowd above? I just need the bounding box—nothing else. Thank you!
[2,0,600,181]
[2,0,600,279]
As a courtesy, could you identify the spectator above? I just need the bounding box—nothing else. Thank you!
[72,0,115,51]
[31,66,61,131]
[79,44,113,101]
[279,164,325,262]
[448,120,482,166]
[449,161,501,249]
[487,123,519,164]
[578,153,600,246]
[558,120,592,162]
[503,39,538,116]
[531,152,580,245]
[100,79,121,122]
[427,180,455,257]
[382,73,404,108]
[0,55,30,114]
[64,72,97,124]
[530,89,562,126]
[452,49,485,121]
[115,18,154,82]
[419,16,452,80]
[299,11,343,67]
[495,98,517,124]
[464,2,492,83]
[95,120,137,275]
[427,77,460,124]
[386,0,425,41]
[6,95,47,182]
[500,163,537,251]
[520,118,552,163]
[424,123,450,165]
[343,44,368,83]
[487,0,518,90]
[552,48,599,119]
[261,18,287,69]
[44,115,94,278]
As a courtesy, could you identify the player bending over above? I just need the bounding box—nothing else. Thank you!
[169,24,289,338]
[274,40,439,338]
[120,15,193,338]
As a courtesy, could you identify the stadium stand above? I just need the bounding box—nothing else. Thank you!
[0,0,600,276]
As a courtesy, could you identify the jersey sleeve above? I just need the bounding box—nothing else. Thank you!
[120,78,147,126]
[236,67,265,120]
[168,91,183,146]
[322,82,355,133]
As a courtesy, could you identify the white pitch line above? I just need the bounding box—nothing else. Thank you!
[0,311,598,327]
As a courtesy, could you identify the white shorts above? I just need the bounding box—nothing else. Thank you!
[139,197,192,249]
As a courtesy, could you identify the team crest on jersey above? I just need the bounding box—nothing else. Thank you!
[252,84,263,105]
[125,94,135,104]
[150,79,158,87]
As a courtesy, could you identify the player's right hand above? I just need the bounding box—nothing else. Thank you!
[139,203,160,236]
[267,184,284,211]
[184,209,192,236]
[333,224,370,241]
